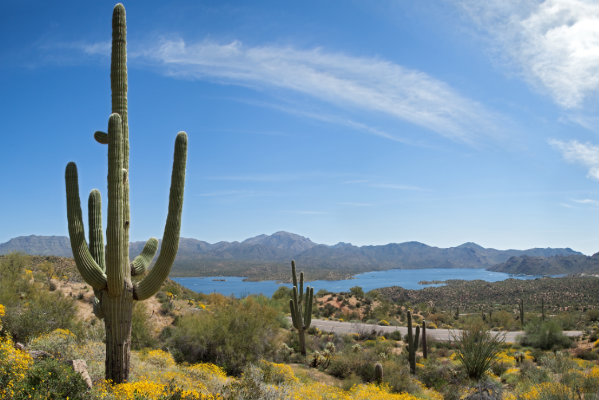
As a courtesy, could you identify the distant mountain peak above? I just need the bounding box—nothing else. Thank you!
[456,242,484,250]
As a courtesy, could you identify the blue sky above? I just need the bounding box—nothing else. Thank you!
[1,0,597,254]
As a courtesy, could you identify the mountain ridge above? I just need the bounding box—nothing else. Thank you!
[0,232,585,280]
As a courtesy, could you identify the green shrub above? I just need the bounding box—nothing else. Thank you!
[168,297,280,375]
[520,320,572,350]
[454,321,504,380]
[131,301,158,350]
[13,358,89,400]
[0,254,79,342]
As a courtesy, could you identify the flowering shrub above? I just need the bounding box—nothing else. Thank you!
[29,328,77,358]
[258,360,299,385]
[96,379,221,399]
[520,382,574,400]
[0,334,33,398]
[13,357,90,400]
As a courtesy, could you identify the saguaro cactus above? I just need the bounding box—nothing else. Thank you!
[289,260,313,356]
[406,310,416,374]
[374,362,383,385]
[519,298,525,328]
[65,4,187,383]
[422,320,428,359]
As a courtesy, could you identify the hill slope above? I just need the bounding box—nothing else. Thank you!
[0,232,582,280]
[488,253,599,275]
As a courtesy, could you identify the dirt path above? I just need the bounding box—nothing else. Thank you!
[308,318,583,343]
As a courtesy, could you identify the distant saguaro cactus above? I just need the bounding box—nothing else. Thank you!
[64,4,187,383]
[519,299,524,328]
[374,362,383,385]
[541,298,545,322]
[406,310,416,374]
[422,320,428,359]
[289,260,313,356]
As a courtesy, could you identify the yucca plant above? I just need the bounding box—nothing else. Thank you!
[454,321,504,380]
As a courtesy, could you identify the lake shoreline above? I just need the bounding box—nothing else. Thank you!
[173,267,546,298]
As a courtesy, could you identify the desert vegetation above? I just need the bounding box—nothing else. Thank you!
[2,253,598,399]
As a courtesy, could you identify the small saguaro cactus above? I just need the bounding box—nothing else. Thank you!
[374,362,384,385]
[406,310,416,374]
[421,320,428,359]
[541,298,545,322]
[64,4,187,383]
[519,298,525,328]
[289,260,313,356]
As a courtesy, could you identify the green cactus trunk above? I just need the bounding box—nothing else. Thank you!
[374,362,383,385]
[289,260,313,356]
[519,299,524,328]
[406,310,416,374]
[65,4,187,383]
[422,320,427,359]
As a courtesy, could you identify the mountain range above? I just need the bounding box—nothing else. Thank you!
[0,232,588,280]
[488,253,598,275]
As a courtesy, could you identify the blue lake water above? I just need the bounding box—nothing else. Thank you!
[173,268,540,298]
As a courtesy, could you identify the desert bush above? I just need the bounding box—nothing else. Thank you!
[0,253,79,342]
[0,332,33,398]
[519,382,574,400]
[13,358,89,400]
[419,356,462,391]
[168,296,280,375]
[520,320,572,350]
[454,321,504,380]
[131,301,158,350]
[28,328,77,358]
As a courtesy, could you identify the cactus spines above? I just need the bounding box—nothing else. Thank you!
[64,4,187,383]
[374,362,383,385]
[406,310,416,374]
[289,260,313,356]
[422,320,428,359]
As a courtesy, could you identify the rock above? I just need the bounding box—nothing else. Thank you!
[66,359,93,389]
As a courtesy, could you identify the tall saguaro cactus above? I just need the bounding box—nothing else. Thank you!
[65,4,187,383]
[289,260,313,356]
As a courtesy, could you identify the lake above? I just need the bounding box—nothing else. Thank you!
[173,268,540,298]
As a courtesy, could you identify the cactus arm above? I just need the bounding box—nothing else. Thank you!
[291,260,298,287]
[130,238,158,276]
[291,286,300,328]
[304,287,313,328]
[94,131,109,144]
[105,113,126,296]
[414,325,420,352]
[65,163,107,291]
[134,132,187,300]
[299,271,304,304]
[88,189,106,272]
[290,299,299,329]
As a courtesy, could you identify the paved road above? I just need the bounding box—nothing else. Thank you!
[309,318,583,343]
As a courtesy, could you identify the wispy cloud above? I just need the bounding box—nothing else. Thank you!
[457,0,599,109]
[549,139,599,180]
[573,198,599,207]
[284,210,327,215]
[124,38,504,144]
[369,183,427,191]
[338,202,373,207]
